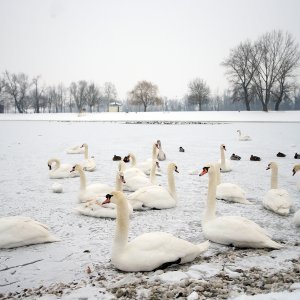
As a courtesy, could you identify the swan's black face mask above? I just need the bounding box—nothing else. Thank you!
[293,168,296,176]
[70,166,76,173]
[199,167,210,176]
[222,145,226,151]
[48,164,52,170]
[120,175,126,184]
[123,155,130,163]
[174,166,179,173]
[266,164,271,170]
[102,194,113,205]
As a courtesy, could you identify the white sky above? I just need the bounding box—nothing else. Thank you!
[0,0,299,100]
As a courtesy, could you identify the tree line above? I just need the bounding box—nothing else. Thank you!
[0,30,299,113]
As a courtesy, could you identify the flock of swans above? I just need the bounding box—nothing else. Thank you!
[1,133,300,273]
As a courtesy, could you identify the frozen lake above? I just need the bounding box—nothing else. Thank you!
[0,119,299,299]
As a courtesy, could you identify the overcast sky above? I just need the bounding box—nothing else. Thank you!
[0,0,299,100]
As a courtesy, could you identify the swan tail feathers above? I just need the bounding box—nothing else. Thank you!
[266,239,284,249]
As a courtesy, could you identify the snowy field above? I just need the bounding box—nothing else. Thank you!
[0,111,300,299]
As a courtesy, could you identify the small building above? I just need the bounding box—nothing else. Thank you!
[108,101,122,112]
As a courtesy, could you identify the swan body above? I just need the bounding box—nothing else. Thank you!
[123,154,148,179]
[215,163,251,204]
[72,164,113,202]
[103,191,209,272]
[200,164,283,249]
[157,140,166,161]
[128,163,178,210]
[293,210,300,227]
[66,145,85,154]
[75,168,133,218]
[237,130,251,141]
[218,144,232,172]
[48,158,79,179]
[79,143,96,172]
[0,216,59,249]
[263,162,293,216]
[293,164,300,191]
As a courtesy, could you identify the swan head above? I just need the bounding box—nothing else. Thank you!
[220,144,226,151]
[266,162,277,170]
[168,163,179,173]
[237,130,241,133]
[81,143,88,148]
[48,163,52,170]
[199,164,215,176]
[102,191,124,205]
[118,171,126,184]
[70,164,82,173]
[293,164,300,176]
[157,140,161,148]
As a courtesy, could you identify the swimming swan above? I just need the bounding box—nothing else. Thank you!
[0,216,59,249]
[128,162,178,210]
[218,144,232,172]
[48,158,79,179]
[237,130,251,141]
[75,166,133,218]
[102,191,209,271]
[263,162,293,216]
[157,140,166,161]
[66,144,85,154]
[123,153,148,179]
[199,164,283,249]
[215,163,251,204]
[292,164,300,191]
[80,143,96,172]
[71,164,113,202]
[137,143,162,176]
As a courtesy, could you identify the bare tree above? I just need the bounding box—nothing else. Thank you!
[103,82,117,111]
[222,41,261,111]
[86,83,100,112]
[3,71,31,113]
[128,80,162,112]
[253,30,300,111]
[187,78,210,111]
[69,81,88,112]
[32,75,45,113]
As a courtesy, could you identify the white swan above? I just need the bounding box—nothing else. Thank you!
[123,153,148,179]
[137,143,162,176]
[128,162,178,210]
[214,163,251,204]
[263,162,293,216]
[66,144,85,154]
[75,166,133,218]
[157,140,166,161]
[199,164,283,249]
[79,143,96,172]
[0,216,59,249]
[237,130,251,141]
[102,191,209,272]
[293,210,300,227]
[292,164,300,191]
[48,158,79,179]
[122,159,157,192]
[71,164,113,202]
[218,144,232,172]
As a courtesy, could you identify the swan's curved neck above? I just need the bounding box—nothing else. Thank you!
[215,164,221,185]
[52,159,60,169]
[130,154,137,167]
[150,162,157,184]
[271,165,278,189]
[115,174,123,191]
[204,168,217,223]
[220,147,226,169]
[78,168,87,190]
[152,144,158,160]
[167,166,177,200]
[113,196,129,255]
[84,145,89,159]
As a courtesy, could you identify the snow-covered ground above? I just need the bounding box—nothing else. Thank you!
[0,111,299,299]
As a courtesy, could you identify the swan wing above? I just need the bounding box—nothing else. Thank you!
[263,189,293,215]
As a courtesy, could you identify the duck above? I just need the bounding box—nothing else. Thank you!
[276,152,286,157]
[80,143,96,172]
[199,164,283,249]
[66,144,85,154]
[179,146,185,152]
[294,153,300,159]
[74,165,133,218]
[122,159,157,192]
[48,158,79,179]
[71,164,113,202]
[214,163,251,204]
[292,164,300,191]
[250,155,261,161]
[237,130,251,141]
[0,216,59,249]
[113,155,122,161]
[128,162,178,210]
[136,143,161,176]
[218,144,232,172]
[263,162,293,216]
[230,153,241,161]
[293,210,300,227]
[102,191,209,272]
[157,140,166,161]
